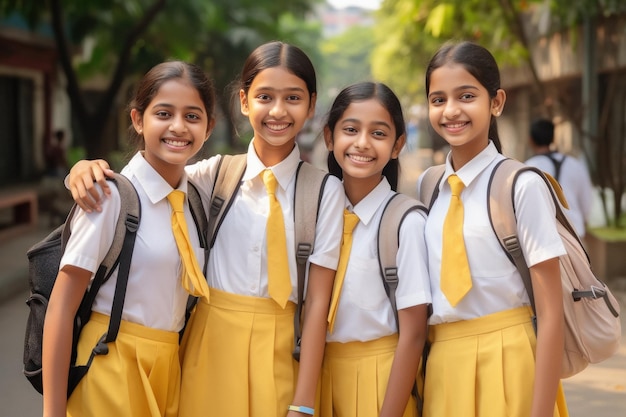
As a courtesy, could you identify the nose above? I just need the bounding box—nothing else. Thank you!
[269,99,287,118]
[443,102,460,119]
[353,131,369,149]
[169,114,187,134]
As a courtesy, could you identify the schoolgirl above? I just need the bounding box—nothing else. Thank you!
[417,41,569,417]
[321,82,430,417]
[66,41,344,417]
[42,61,215,417]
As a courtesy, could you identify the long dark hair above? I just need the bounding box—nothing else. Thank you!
[128,61,216,150]
[425,41,503,153]
[325,82,405,190]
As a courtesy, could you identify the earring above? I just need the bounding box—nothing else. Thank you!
[138,129,143,134]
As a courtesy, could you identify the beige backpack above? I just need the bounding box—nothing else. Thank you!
[419,158,621,378]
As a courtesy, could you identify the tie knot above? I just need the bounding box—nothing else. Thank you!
[448,174,465,197]
[167,190,185,212]
[262,169,277,195]
[343,210,359,234]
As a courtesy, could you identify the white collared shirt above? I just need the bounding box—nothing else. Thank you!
[419,142,566,324]
[327,178,431,343]
[184,140,345,301]
[525,153,593,237]
[61,152,201,332]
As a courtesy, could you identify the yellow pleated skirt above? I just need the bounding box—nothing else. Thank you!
[318,334,418,417]
[67,312,181,417]
[421,306,569,417]
[178,288,298,417]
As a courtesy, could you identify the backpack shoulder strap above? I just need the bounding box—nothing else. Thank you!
[487,158,581,318]
[543,152,565,183]
[208,154,247,248]
[418,164,445,210]
[292,161,329,361]
[77,173,141,345]
[377,193,427,325]
[187,180,208,265]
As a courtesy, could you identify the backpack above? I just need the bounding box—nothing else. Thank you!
[541,151,566,182]
[418,159,621,378]
[207,154,329,361]
[377,192,428,325]
[23,174,207,396]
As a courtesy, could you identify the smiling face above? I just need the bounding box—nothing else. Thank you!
[325,98,404,200]
[427,63,504,168]
[131,78,212,185]
[240,66,316,166]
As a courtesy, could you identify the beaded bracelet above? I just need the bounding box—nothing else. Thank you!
[287,405,315,415]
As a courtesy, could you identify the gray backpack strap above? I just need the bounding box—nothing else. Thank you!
[377,193,427,325]
[418,165,445,210]
[208,154,247,248]
[292,161,328,361]
[187,180,208,270]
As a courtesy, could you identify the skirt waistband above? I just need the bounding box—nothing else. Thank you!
[198,287,296,315]
[89,312,179,344]
[325,334,398,358]
[429,306,533,342]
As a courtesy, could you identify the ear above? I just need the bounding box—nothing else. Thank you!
[307,93,317,120]
[205,117,216,142]
[491,88,507,117]
[130,109,143,134]
[323,125,333,151]
[240,89,249,116]
[391,134,406,159]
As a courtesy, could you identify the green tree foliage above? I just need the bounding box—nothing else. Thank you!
[1,0,320,158]
[372,0,529,106]
[318,24,375,111]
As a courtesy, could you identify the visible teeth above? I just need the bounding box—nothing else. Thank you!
[350,154,373,162]
[446,122,466,128]
[267,123,289,130]
[164,139,189,147]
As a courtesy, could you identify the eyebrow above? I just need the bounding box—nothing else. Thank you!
[252,86,306,93]
[428,84,480,99]
[153,103,205,113]
[341,118,392,129]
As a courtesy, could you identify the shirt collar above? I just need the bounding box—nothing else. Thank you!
[243,139,301,190]
[127,151,189,204]
[349,177,392,227]
[443,140,499,189]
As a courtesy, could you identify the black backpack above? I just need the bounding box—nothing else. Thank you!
[23,174,207,396]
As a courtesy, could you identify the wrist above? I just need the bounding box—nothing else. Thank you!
[287,405,315,415]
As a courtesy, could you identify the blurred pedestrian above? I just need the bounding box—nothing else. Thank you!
[45,130,69,178]
[525,118,593,237]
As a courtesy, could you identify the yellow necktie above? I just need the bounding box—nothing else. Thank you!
[262,170,291,308]
[440,174,472,306]
[327,210,359,333]
[167,190,210,300]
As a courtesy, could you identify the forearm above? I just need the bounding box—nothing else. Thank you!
[42,268,90,417]
[380,306,427,417]
[289,264,334,414]
[42,297,76,415]
[530,259,564,417]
